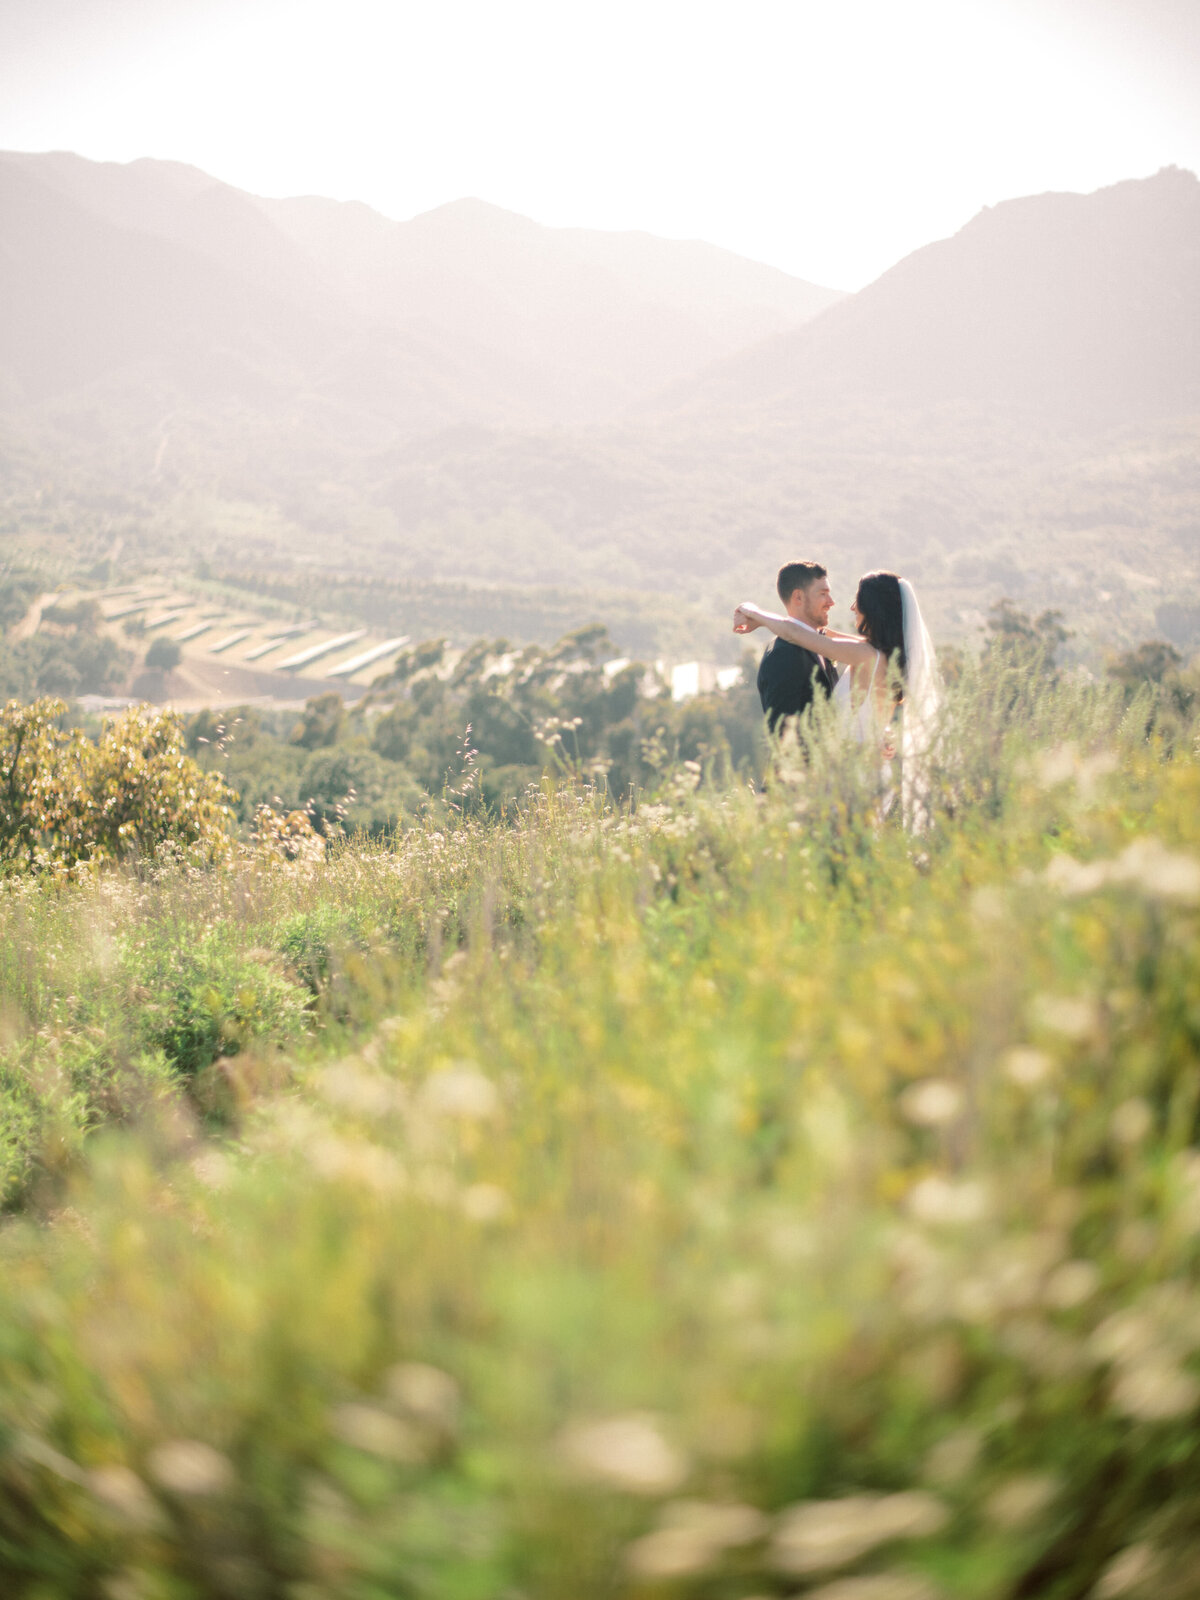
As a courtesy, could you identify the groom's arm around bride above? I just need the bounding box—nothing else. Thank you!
[754,561,839,734]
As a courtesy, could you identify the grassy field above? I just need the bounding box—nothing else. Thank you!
[1,665,1199,1599]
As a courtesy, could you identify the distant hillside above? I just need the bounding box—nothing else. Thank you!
[256,192,842,416]
[665,167,1200,425]
[0,158,506,431]
[0,152,842,426]
[2,160,1198,664]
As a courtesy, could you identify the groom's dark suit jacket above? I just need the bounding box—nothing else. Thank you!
[757,638,838,732]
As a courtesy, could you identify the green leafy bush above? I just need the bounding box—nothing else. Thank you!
[131,933,309,1077]
[275,903,372,996]
[0,699,236,870]
[144,635,182,673]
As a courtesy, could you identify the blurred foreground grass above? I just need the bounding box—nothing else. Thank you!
[2,668,1200,1599]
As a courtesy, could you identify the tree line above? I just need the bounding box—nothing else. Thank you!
[0,602,1194,873]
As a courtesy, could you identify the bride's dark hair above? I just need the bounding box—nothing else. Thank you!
[855,571,906,692]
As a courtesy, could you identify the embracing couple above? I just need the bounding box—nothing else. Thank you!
[733,560,941,821]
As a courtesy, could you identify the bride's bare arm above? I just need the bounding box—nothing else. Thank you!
[733,603,878,668]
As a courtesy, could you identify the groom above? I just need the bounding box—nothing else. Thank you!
[756,560,838,732]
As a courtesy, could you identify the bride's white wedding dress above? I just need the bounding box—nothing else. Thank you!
[831,579,941,831]
[831,652,882,744]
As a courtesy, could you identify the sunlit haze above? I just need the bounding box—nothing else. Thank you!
[2,0,1197,287]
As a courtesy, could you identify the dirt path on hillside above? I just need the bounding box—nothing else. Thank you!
[10,594,51,642]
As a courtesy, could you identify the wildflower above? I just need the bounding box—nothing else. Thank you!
[558,1412,689,1495]
[146,1440,234,1496]
[1113,837,1200,902]
[1035,744,1117,797]
[988,1304,1080,1375]
[316,1061,402,1116]
[1088,1309,1161,1367]
[624,1525,717,1579]
[771,1492,948,1575]
[1029,993,1097,1040]
[1001,1045,1054,1085]
[384,1363,460,1435]
[970,886,1008,924]
[1088,1292,1200,1420]
[1045,837,1200,903]
[461,1182,509,1222]
[309,1135,404,1195]
[1110,1099,1153,1147]
[802,1579,941,1600]
[624,1500,766,1579]
[1093,1543,1157,1598]
[907,1176,988,1227]
[190,1149,232,1189]
[953,1276,1002,1324]
[1111,1361,1199,1422]
[87,1465,162,1530]
[421,1064,499,1119]
[660,1498,767,1545]
[899,1079,964,1128]
[1043,1259,1101,1310]
[1044,854,1109,895]
[984,1473,1060,1528]
[331,1402,425,1463]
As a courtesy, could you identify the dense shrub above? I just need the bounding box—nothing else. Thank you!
[143,635,182,673]
[275,903,372,996]
[131,933,309,1078]
[0,699,235,869]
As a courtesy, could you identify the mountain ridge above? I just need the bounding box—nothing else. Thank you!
[0,151,845,427]
[656,165,1200,426]
[1,157,1197,662]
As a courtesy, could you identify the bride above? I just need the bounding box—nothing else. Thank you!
[733,570,941,827]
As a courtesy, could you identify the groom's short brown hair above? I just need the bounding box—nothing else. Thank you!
[777,561,827,603]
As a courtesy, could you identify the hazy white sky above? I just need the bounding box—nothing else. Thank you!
[2,0,1197,288]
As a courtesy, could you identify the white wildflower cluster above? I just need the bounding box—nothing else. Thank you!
[1093,1542,1158,1598]
[88,1464,163,1531]
[770,1491,948,1576]
[906,1176,989,1228]
[1003,1046,1055,1087]
[257,1055,509,1221]
[555,1413,955,1590]
[331,1362,462,1465]
[557,1413,689,1495]
[420,1062,500,1119]
[1034,743,1118,800]
[625,1499,768,1579]
[798,1579,939,1600]
[898,1079,964,1128]
[1087,1284,1200,1422]
[248,803,325,870]
[146,1440,235,1497]
[1044,837,1200,905]
[983,1473,1060,1529]
[534,714,584,747]
[890,1200,1118,1360]
[1028,992,1098,1041]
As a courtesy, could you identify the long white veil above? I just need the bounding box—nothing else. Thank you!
[899,578,941,831]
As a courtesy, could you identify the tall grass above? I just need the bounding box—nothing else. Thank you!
[0,667,1198,1599]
